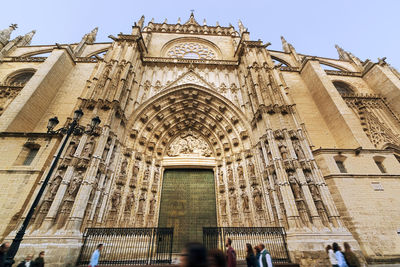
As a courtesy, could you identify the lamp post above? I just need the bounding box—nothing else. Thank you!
[5,109,100,266]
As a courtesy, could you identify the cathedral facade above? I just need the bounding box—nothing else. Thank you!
[0,14,400,266]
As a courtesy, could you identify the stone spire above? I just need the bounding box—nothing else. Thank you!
[19,30,36,46]
[0,24,18,47]
[137,15,145,29]
[238,20,246,35]
[281,36,291,53]
[74,27,98,56]
[335,44,351,61]
[184,11,199,25]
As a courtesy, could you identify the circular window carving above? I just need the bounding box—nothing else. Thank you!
[167,42,216,60]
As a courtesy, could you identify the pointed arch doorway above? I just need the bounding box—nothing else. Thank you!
[158,168,217,253]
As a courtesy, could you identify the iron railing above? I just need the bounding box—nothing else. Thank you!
[76,227,173,266]
[203,227,290,263]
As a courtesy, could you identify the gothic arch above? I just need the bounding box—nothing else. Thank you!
[332,80,355,95]
[86,47,110,58]
[127,84,253,159]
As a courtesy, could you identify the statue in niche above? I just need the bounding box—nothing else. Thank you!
[149,194,156,214]
[248,159,256,177]
[288,172,302,200]
[132,161,140,177]
[305,173,321,201]
[124,191,134,212]
[237,164,244,179]
[49,175,62,198]
[102,138,112,160]
[166,130,212,157]
[241,191,250,212]
[293,142,305,160]
[138,191,147,213]
[67,171,83,196]
[227,167,234,181]
[252,187,263,210]
[297,199,311,225]
[111,188,121,211]
[82,136,95,158]
[229,190,238,213]
[120,158,128,175]
[143,164,150,181]
[220,199,227,215]
[218,170,224,184]
[278,141,289,160]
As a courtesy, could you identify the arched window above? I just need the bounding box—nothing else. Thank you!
[333,81,354,95]
[8,72,35,85]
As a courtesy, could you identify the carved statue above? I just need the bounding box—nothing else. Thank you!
[111,188,121,211]
[49,175,62,198]
[166,130,212,157]
[102,138,112,160]
[66,138,78,158]
[82,136,95,158]
[241,191,250,212]
[120,158,128,175]
[248,160,256,177]
[67,171,83,196]
[85,27,98,44]
[124,191,134,212]
[306,173,321,201]
[294,142,305,160]
[221,199,227,215]
[218,170,224,184]
[153,168,160,184]
[288,173,302,200]
[138,191,147,213]
[143,165,150,181]
[278,141,289,160]
[229,190,238,213]
[252,187,263,210]
[227,167,233,181]
[132,161,140,176]
[149,194,156,214]
[237,164,244,179]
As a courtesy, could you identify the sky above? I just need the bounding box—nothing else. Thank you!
[1,0,399,70]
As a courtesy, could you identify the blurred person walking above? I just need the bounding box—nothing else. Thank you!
[258,243,273,267]
[245,243,257,267]
[343,242,360,267]
[225,238,236,267]
[17,254,33,267]
[326,244,338,267]
[332,242,348,267]
[89,244,103,267]
[32,251,45,267]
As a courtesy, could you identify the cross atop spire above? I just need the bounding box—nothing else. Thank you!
[184,11,200,26]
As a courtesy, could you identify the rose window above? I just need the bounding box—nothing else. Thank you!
[167,42,216,60]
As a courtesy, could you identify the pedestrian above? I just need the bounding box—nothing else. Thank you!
[258,243,273,267]
[179,242,208,267]
[208,248,226,267]
[0,242,10,267]
[32,251,45,267]
[245,243,257,267]
[17,254,33,267]
[326,245,338,267]
[332,242,348,267]
[89,244,103,267]
[225,238,236,267]
[343,242,360,267]
[254,245,261,267]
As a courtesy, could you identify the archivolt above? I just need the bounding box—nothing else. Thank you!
[126,84,253,159]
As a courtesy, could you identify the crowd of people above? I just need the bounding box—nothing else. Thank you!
[326,242,360,267]
[0,242,45,267]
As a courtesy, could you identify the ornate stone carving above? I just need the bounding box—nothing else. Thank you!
[278,141,289,160]
[218,169,224,184]
[229,190,238,213]
[293,141,305,160]
[167,42,216,60]
[252,186,263,210]
[143,164,150,181]
[227,167,234,181]
[102,137,112,160]
[167,130,212,157]
[82,136,95,158]
[288,172,301,200]
[248,159,256,177]
[124,191,134,212]
[138,190,147,214]
[241,190,250,212]
[67,171,83,196]
[237,164,244,179]
[111,188,121,211]
[149,193,156,214]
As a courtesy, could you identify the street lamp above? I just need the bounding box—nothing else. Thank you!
[5,109,100,266]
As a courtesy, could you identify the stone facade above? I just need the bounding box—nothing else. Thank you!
[0,14,400,266]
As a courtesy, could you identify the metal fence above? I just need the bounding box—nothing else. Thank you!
[76,227,174,266]
[203,227,290,263]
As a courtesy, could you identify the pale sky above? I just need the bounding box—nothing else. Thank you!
[1,0,399,69]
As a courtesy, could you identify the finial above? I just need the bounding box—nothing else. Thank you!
[190,9,195,16]
[335,44,350,60]
[281,36,290,53]
[238,20,245,35]
[216,21,220,27]
[177,17,181,24]
[20,30,36,45]
[150,18,154,23]
[137,15,145,28]
[203,19,207,26]
[163,18,167,24]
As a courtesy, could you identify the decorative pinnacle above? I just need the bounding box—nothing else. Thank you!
[203,19,207,26]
